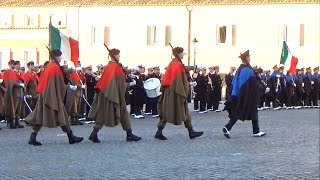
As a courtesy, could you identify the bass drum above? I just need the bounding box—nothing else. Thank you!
[143,78,161,98]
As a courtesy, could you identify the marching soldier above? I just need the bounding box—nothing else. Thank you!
[222,50,267,138]
[22,61,40,113]
[155,47,203,140]
[3,60,24,129]
[0,70,5,130]
[88,48,141,143]
[26,49,83,146]
[311,66,319,107]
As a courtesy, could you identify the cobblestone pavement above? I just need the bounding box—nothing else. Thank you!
[0,106,319,179]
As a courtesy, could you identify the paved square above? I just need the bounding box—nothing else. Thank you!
[0,107,319,179]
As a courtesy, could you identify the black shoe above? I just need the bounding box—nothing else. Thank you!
[0,127,2,130]
[154,129,167,140]
[89,131,101,143]
[67,131,84,144]
[222,127,230,139]
[126,129,141,142]
[7,118,16,129]
[15,118,24,128]
[28,132,42,146]
[189,129,203,139]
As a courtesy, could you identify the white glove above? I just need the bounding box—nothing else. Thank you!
[69,85,77,91]
[311,81,314,85]
[276,74,281,78]
[275,88,278,93]
[0,79,3,84]
[75,67,82,71]
[81,85,86,89]
[265,87,270,93]
[26,95,32,99]
[302,83,304,87]
[189,81,197,87]
[19,83,25,88]
[129,80,136,87]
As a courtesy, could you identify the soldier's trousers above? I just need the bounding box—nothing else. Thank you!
[32,124,72,134]
[157,114,193,130]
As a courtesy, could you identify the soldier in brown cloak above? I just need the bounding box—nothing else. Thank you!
[3,60,25,129]
[22,61,40,114]
[25,50,83,146]
[0,71,5,130]
[155,47,203,140]
[88,48,141,143]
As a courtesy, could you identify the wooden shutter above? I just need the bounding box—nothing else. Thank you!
[165,26,172,46]
[300,24,304,46]
[104,26,110,46]
[232,24,236,46]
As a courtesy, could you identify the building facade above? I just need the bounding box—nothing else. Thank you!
[0,0,319,72]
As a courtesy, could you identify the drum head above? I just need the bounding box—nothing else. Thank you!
[144,78,161,90]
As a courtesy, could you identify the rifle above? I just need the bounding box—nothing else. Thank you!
[169,43,194,82]
[45,46,74,85]
[103,44,134,82]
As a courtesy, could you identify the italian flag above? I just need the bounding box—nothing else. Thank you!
[49,24,79,65]
[280,41,298,74]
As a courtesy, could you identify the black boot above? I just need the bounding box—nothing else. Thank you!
[76,117,84,125]
[28,132,42,146]
[89,129,101,143]
[188,128,203,139]
[154,127,167,140]
[15,118,24,128]
[70,117,78,126]
[67,131,84,144]
[126,129,141,142]
[7,117,16,129]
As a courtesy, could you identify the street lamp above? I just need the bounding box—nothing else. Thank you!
[192,37,198,67]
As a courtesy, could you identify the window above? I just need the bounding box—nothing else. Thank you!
[300,24,304,46]
[0,48,11,69]
[278,24,300,47]
[24,14,37,27]
[50,13,66,27]
[147,25,157,46]
[215,24,234,46]
[217,26,227,44]
[0,14,12,28]
[104,26,110,46]
[165,26,172,46]
[21,49,37,67]
[91,26,97,45]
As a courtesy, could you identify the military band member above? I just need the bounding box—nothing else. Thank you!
[26,50,83,146]
[223,50,267,138]
[207,66,215,111]
[294,68,304,108]
[311,66,319,107]
[303,67,312,107]
[132,65,147,119]
[3,60,24,129]
[211,66,222,112]
[145,66,162,118]
[285,71,296,109]
[155,47,203,140]
[145,67,154,115]
[88,48,141,143]
[194,67,209,113]
[84,66,98,118]
[269,65,282,110]
[225,67,236,102]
